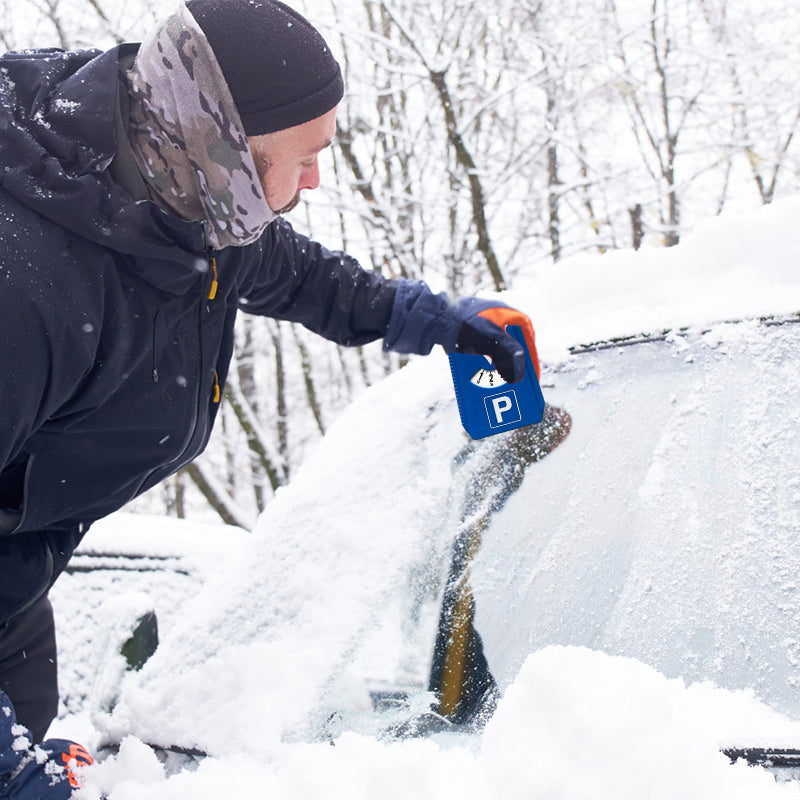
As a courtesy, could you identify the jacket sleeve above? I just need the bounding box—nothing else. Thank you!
[1,690,87,799]
[381,279,460,355]
[238,218,399,347]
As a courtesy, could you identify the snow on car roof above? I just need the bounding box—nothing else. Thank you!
[511,195,800,366]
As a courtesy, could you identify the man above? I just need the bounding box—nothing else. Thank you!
[0,0,538,783]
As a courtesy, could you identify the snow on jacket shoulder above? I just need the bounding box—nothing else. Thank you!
[0,44,397,623]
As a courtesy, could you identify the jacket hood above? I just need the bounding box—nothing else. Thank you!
[0,44,209,290]
[126,2,275,250]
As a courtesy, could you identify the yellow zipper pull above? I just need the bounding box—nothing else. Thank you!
[212,371,221,403]
[208,255,219,300]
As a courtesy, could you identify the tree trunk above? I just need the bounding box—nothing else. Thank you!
[629,204,644,250]
[183,462,254,530]
[428,68,506,291]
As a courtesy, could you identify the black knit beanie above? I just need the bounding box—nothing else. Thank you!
[186,0,344,135]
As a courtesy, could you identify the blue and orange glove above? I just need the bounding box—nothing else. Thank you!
[383,281,540,384]
[1,690,94,799]
[449,298,540,384]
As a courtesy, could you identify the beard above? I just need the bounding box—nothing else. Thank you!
[251,147,301,215]
[274,193,301,215]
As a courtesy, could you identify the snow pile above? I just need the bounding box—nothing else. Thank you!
[51,514,247,724]
[78,647,800,800]
[72,513,248,571]
[510,195,800,364]
[96,365,467,755]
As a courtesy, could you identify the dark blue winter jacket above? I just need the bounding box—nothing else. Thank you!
[0,43,420,623]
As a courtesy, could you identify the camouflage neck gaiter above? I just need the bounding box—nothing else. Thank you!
[126,3,275,250]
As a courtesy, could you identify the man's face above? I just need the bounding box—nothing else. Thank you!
[248,106,338,214]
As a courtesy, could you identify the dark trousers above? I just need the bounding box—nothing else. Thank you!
[0,596,58,742]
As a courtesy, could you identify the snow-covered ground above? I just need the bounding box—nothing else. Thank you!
[49,196,800,798]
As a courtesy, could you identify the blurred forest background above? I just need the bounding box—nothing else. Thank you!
[3,0,798,526]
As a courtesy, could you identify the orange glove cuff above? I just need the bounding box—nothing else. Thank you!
[478,307,540,379]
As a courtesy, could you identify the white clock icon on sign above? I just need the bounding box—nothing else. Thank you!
[470,368,507,388]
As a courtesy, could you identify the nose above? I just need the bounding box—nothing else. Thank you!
[299,159,320,192]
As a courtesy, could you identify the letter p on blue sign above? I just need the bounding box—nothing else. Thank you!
[485,390,522,428]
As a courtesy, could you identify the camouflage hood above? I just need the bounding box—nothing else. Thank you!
[126,2,275,250]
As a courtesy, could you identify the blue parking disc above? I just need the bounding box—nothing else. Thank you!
[448,325,545,439]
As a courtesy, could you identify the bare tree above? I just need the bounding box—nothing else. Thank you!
[605,0,709,246]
